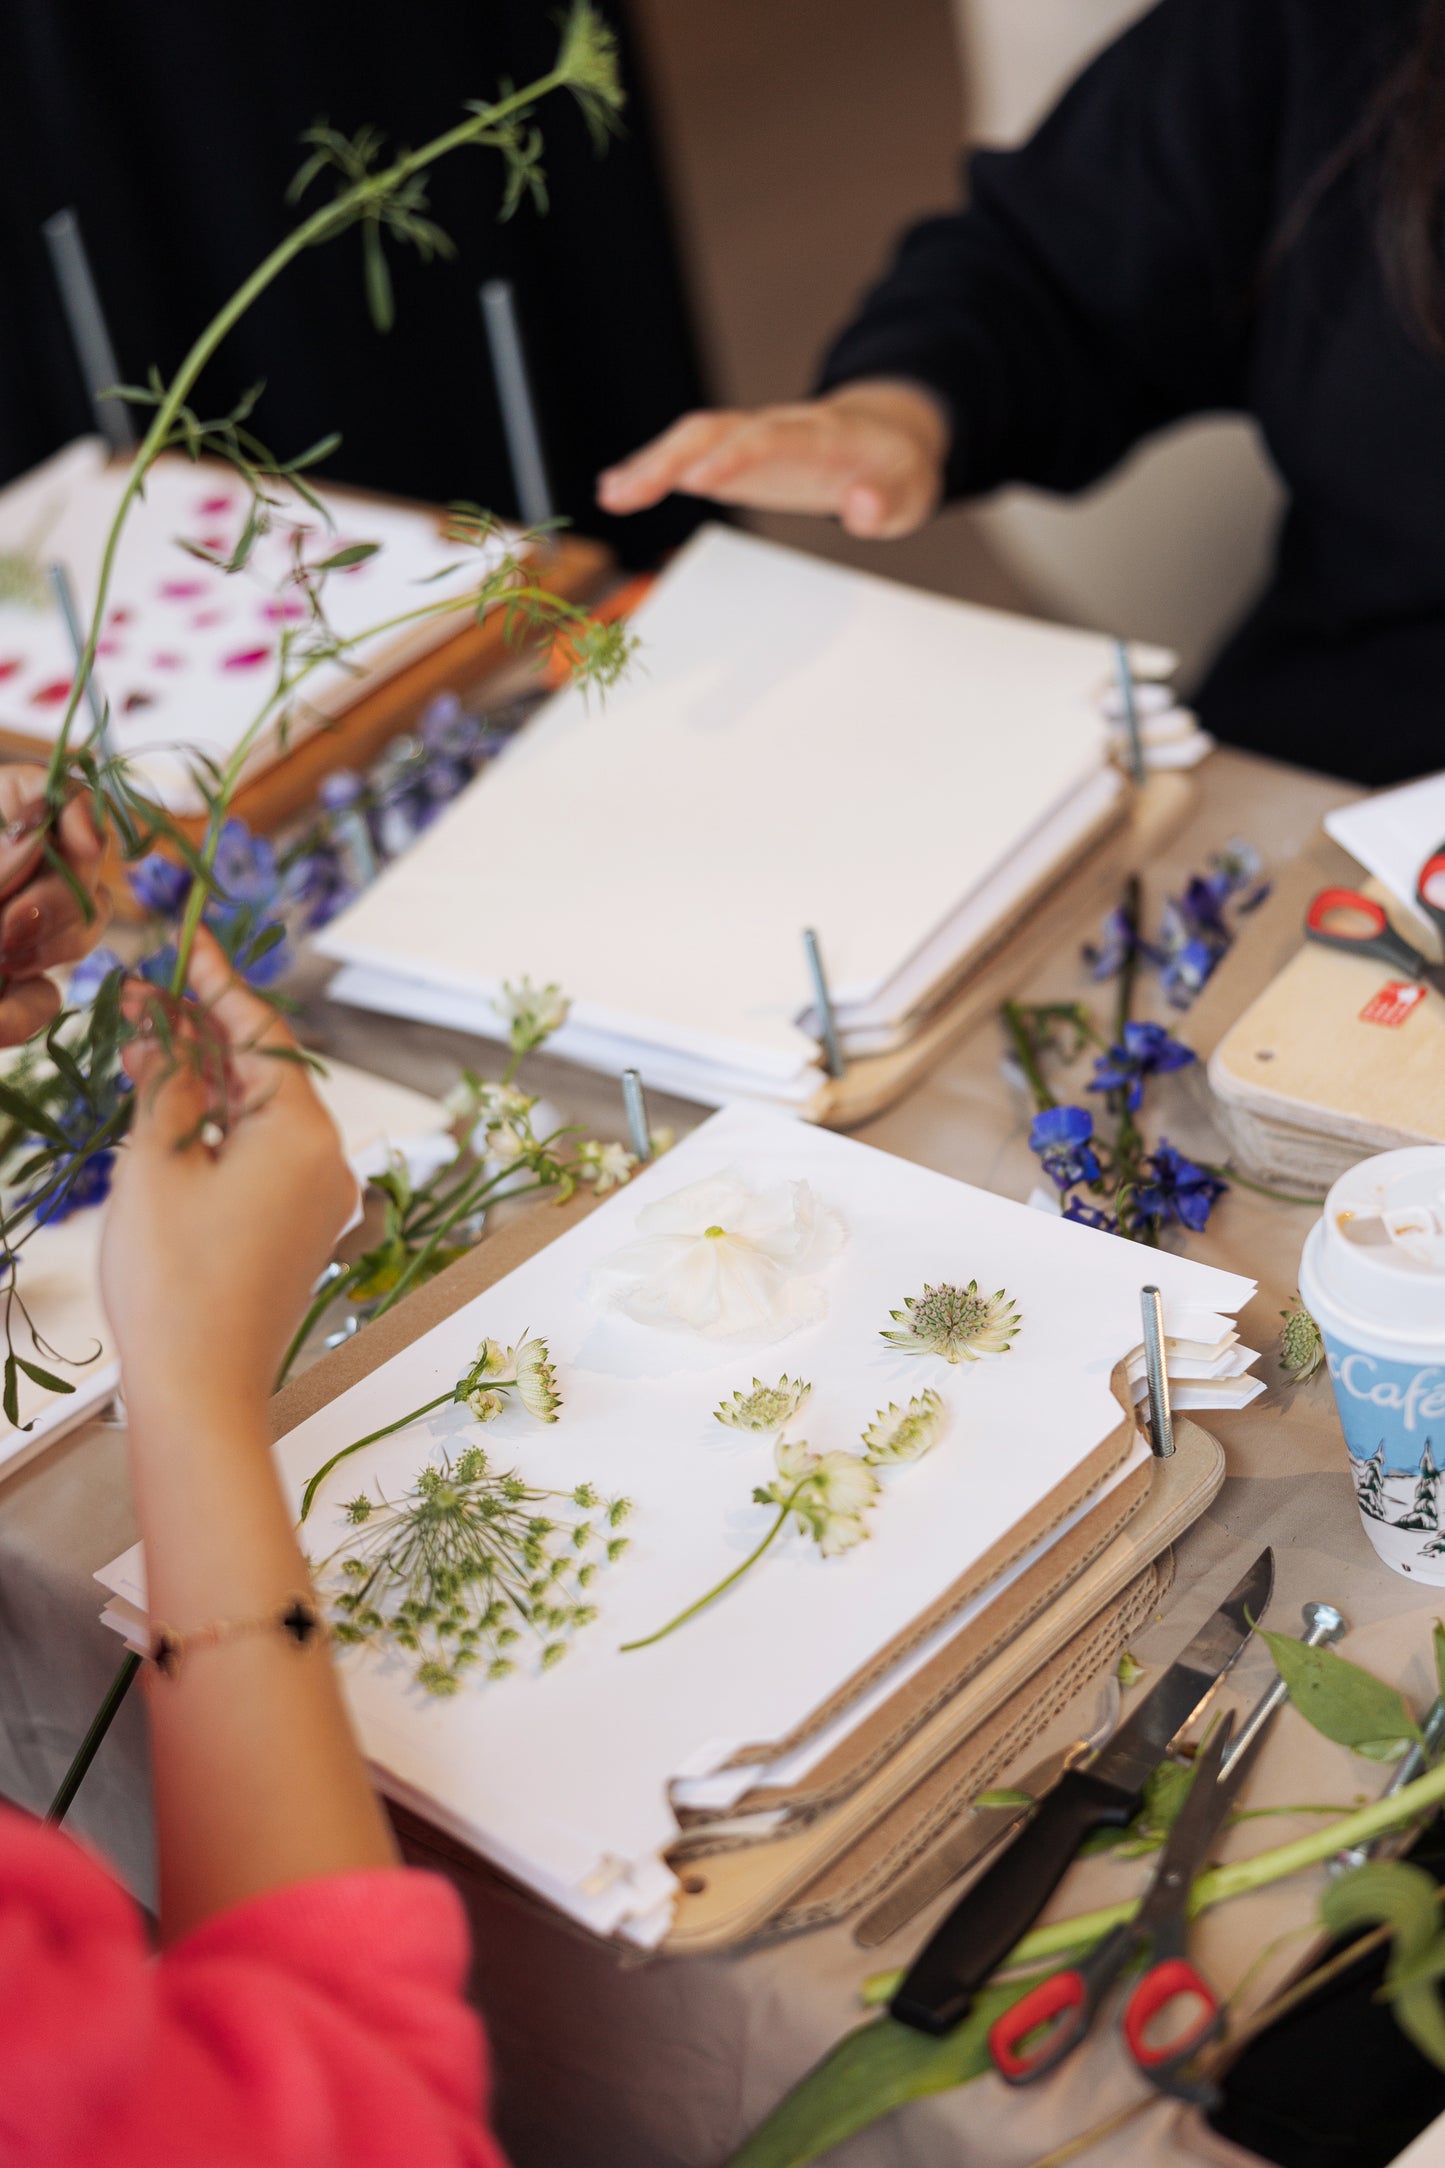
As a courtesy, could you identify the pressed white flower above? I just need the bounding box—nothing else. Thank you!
[488,1119,533,1169]
[495,975,570,1056]
[759,1437,881,1556]
[862,1389,947,1465]
[578,1138,636,1194]
[465,1387,506,1422]
[715,1375,812,1432]
[587,1168,845,1341]
[882,1280,1020,1364]
[474,1338,509,1379]
[513,1334,562,1422]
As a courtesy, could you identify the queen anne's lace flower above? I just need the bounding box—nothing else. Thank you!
[882,1281,1020,1364]
[862,1389,947,1465]
[715,1376,812,1432]
[1279,1297,1324,1383]
[587,1168,845,1341]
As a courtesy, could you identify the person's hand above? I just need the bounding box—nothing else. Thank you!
[596,380,950,538]
[100,928,356,1432]
[0,764,108,1044]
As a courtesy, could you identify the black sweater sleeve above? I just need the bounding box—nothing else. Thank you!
[816,0,1291,498]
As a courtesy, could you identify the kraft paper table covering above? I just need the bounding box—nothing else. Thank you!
[6,745,1436,2168]
[93,1106,1253,1942]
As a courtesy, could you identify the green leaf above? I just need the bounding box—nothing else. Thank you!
[315,541,381,571]
[721,1986,1037,2168]
[362,221,394,333]
[1321,1861,1445,2073]
[1258,1627,1421,1761]
[1434,1621,1445,1722]
[0,1082,71,1148]
[973,1788,1033,1810]
[14,1356,74,1396]
[2,1352,17,1429]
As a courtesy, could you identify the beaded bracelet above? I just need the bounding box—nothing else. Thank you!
[147,1595,325,1679]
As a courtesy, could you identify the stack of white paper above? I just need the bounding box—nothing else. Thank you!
[319,526,1170,1108]
[98,1107,1260,1945]
[0,439,518,813]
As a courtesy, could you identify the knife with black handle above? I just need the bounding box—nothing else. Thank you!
[889,1546,1274,2037]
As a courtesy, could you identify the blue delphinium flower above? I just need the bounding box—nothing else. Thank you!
[1083,905,1163,982]
[67,945,125,1007]
[1132,1140,1227,1233]
[1159,937,1221,1009]
[128,853,193,918]
[35,1147,116,1225]
[284,843,354,933]
[1063,1195,1119,1233]
[204,902,291,987]
[1028,1105,1101,1190]
[1090,1020,1196,1112]
[211,819,281,906]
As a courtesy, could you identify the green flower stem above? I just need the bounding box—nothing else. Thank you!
[1113,872,1141,1045]
[1204,1163,1326,1210]
[862,1747,1445,2007]
[371,1178,555,1321]
[1000,1002,1055,1113]
[43,68,578,797]
[275,1261,357,1391]
[298,1386,456,1521]
[620,1484,807,1652]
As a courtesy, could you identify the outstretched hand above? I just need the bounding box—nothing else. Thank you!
[596,381,950,539]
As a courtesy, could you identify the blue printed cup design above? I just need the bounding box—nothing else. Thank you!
[1322,1332,1445,1581]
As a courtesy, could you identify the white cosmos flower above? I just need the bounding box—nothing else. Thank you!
[587,1168,845,1342]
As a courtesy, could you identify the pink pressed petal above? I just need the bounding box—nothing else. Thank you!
[108,607,133,625]
[199,533,228,552]
[259,598,306,623]
[191,609,227,628]
[151,652,185,670]
[30,679,72,705]
[122,690,155,712]
[159,580,207,601]
[96,638,122,658]
[0,660,23,680]
[197,495,233,515]
[221,646,271,671]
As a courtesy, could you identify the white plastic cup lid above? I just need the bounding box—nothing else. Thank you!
[1309,1146,1445,1343]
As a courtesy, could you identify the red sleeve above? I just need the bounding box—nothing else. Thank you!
[0,1806,507,2168]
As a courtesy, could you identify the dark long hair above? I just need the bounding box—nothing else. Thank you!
[1379,0,1445,351]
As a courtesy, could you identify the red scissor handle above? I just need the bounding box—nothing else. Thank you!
[989,1969,1089,2084]
[1306,887,1388,939]
[1121,1957,1221,2072]
[1419,853,1445,916]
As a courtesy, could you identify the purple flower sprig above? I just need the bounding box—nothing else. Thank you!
[1089,1021,1196,1113]
[1129,1141,1227,1235]
[1028,1105,1100,1191]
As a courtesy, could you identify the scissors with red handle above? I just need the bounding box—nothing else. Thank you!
[1305,839,1445,993]
[987,1714,1238,2105]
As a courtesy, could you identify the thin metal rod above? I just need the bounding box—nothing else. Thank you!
[1140,1283,1174,1458]
[42,207,135,456]
[47,560,116,760]
[804,926,846,1080]
[1113,637,1146,787]
[479,278,554,531]
[1332,1694,1445,1874]
[622,1069,653,1162]
[46,1650,141,1826]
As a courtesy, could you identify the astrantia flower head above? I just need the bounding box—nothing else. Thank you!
[1089,1020,1196,1112]
[465,1387,506,1423]
[587,1168,845,1342]
[1279,1296,1324,1382]
[758,1437,881,1556]
[882,1280,1020,1364]
[578,1138,635,1194]
[862,1389,947,1466]
[495,975,570,1056]
[513,1334,562,1422]
[715,1376,812,1432]
[1028,1105,1100,1191]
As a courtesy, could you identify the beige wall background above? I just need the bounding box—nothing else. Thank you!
[630,0,1284,684]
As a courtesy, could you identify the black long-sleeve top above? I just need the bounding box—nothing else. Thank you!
[818,0,1444,786]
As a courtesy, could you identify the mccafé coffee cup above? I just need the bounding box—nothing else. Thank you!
[1300,1147,1445,1585]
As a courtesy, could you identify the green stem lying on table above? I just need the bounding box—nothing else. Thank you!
[619,1485,804,1652]
[299,1388,455,1521]
[861,1747,1445,2007]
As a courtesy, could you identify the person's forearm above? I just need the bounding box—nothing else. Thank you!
[128,1394,397,1944]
